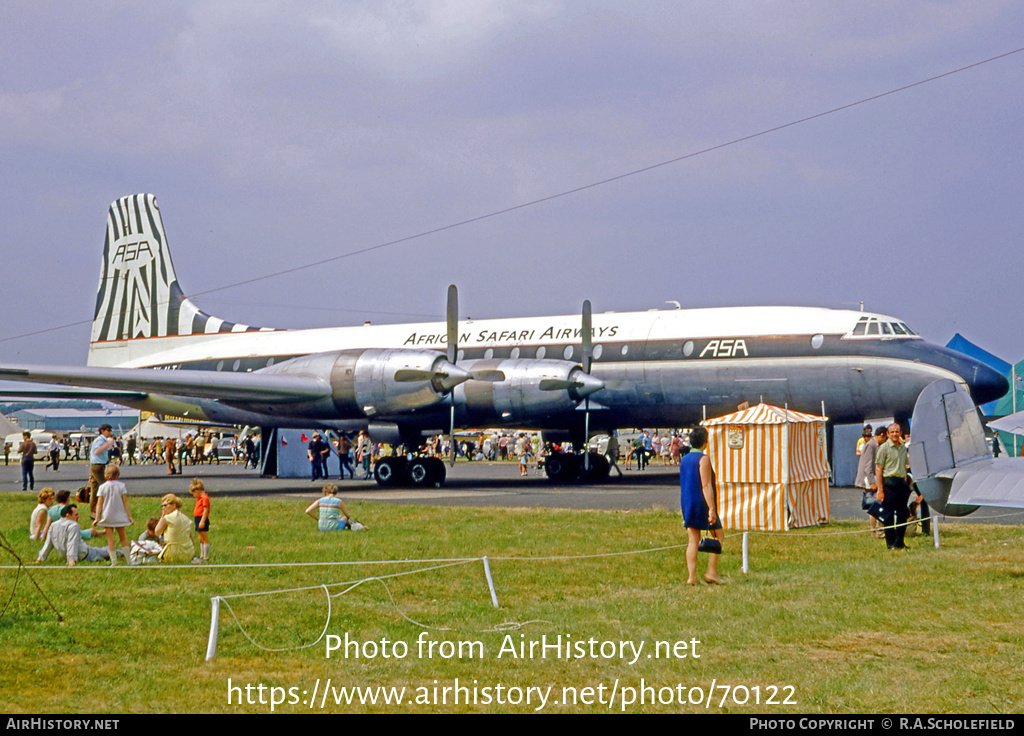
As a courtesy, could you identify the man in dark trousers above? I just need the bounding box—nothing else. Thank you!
[875,423,911,550]
[308,432,329,481]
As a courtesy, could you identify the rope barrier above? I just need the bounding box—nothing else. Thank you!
[206,561,481,659]
[6,509,1017,659]
[201,517,967,660]
[5,510,1017,572]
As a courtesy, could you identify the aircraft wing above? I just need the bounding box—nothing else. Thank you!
[988,410,1024,435]
[945,459,1024,510]
[0,388,148,401]
[0,364,330,404]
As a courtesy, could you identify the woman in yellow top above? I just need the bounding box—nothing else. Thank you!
[154,493,195,563]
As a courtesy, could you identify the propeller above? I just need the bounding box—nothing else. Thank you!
[536,300,602,392]
[394,364,472,390]
[446,284,458,366]
[447,285,459,467]
[537,300,604,471]
[538,374,603,394]
[582,299,593,375]
[393,285,474,394]
[440,285,506,467]
[581,299,594,473]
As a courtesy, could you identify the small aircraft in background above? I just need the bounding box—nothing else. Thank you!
[909,378,1024,516]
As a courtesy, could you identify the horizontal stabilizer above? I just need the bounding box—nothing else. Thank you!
[988,409,1024,436]
[0,364,330,404]
[908,378,1024,516]
[946,460,1024,509]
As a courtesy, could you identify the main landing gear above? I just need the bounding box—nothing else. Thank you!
[544,451,611,483]
[372,456,447,488]
[371,451,610,487]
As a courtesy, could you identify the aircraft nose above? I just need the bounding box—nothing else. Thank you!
[967,361,1009,405]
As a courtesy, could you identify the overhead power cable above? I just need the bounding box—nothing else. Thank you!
[189,47,1024,296]
[2,45,1022,345]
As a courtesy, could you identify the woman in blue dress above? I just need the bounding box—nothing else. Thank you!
[679,427,724,585]
[304,483,351,531]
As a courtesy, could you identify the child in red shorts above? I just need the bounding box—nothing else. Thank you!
[189,478,211,563]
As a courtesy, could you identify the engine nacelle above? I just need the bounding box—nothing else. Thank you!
[232,348,468,419]
[458,358,603,424]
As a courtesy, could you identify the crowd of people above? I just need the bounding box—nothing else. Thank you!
[28,423,213,566]
[307,429,378,481]
[129,431,262,473]
[301,427,699,481]
[20,414,942,582]
[30,473,211,567]
[8,428,263,479]
[12,424,702,485]
[303,429,553,480]
[621,430,692,470]
[854,422,930,550]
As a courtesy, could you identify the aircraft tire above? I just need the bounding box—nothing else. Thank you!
[426,457,446,487]
[407,458,431,487]
[374,457,406,487]
[578,452,610,483]
[545,452,579,483]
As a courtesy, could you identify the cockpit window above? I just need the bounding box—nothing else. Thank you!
[845,316,920,340]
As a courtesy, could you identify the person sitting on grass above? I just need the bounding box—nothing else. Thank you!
[305,483,352,531]
[29,488,55,540]
[48,489,72,524]
[130,517,165,564]
[35,505,110,566]
[40,489,96,541]
[154,494,195,564]
[138,517,164,545]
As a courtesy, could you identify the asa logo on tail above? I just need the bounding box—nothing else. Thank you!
[113,240,154,264]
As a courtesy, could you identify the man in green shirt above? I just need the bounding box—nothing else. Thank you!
[875,423,911,549]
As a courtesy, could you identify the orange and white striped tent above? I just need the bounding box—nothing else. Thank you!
[702,403,830,531]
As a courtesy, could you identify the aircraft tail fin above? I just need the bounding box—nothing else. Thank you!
[90,194,269,362]
[908,378,991,480]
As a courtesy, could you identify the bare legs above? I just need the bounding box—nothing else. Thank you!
[104,526,129,564]
[685,527,724,585]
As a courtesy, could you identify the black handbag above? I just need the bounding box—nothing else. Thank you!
[698,471,722,554]
[698,531,721,555]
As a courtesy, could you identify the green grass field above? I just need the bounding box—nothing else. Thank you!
[1,492,1022,714]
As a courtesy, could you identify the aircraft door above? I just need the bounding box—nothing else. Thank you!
[636,316,668,406]
[637,316,702,411]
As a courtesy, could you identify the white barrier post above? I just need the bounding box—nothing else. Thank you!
[482,556,500,608]
[741,532,749,573]
[932,513,940,549]
[206,596,221,661]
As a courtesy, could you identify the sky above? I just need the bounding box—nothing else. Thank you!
[1,1,1022,369]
